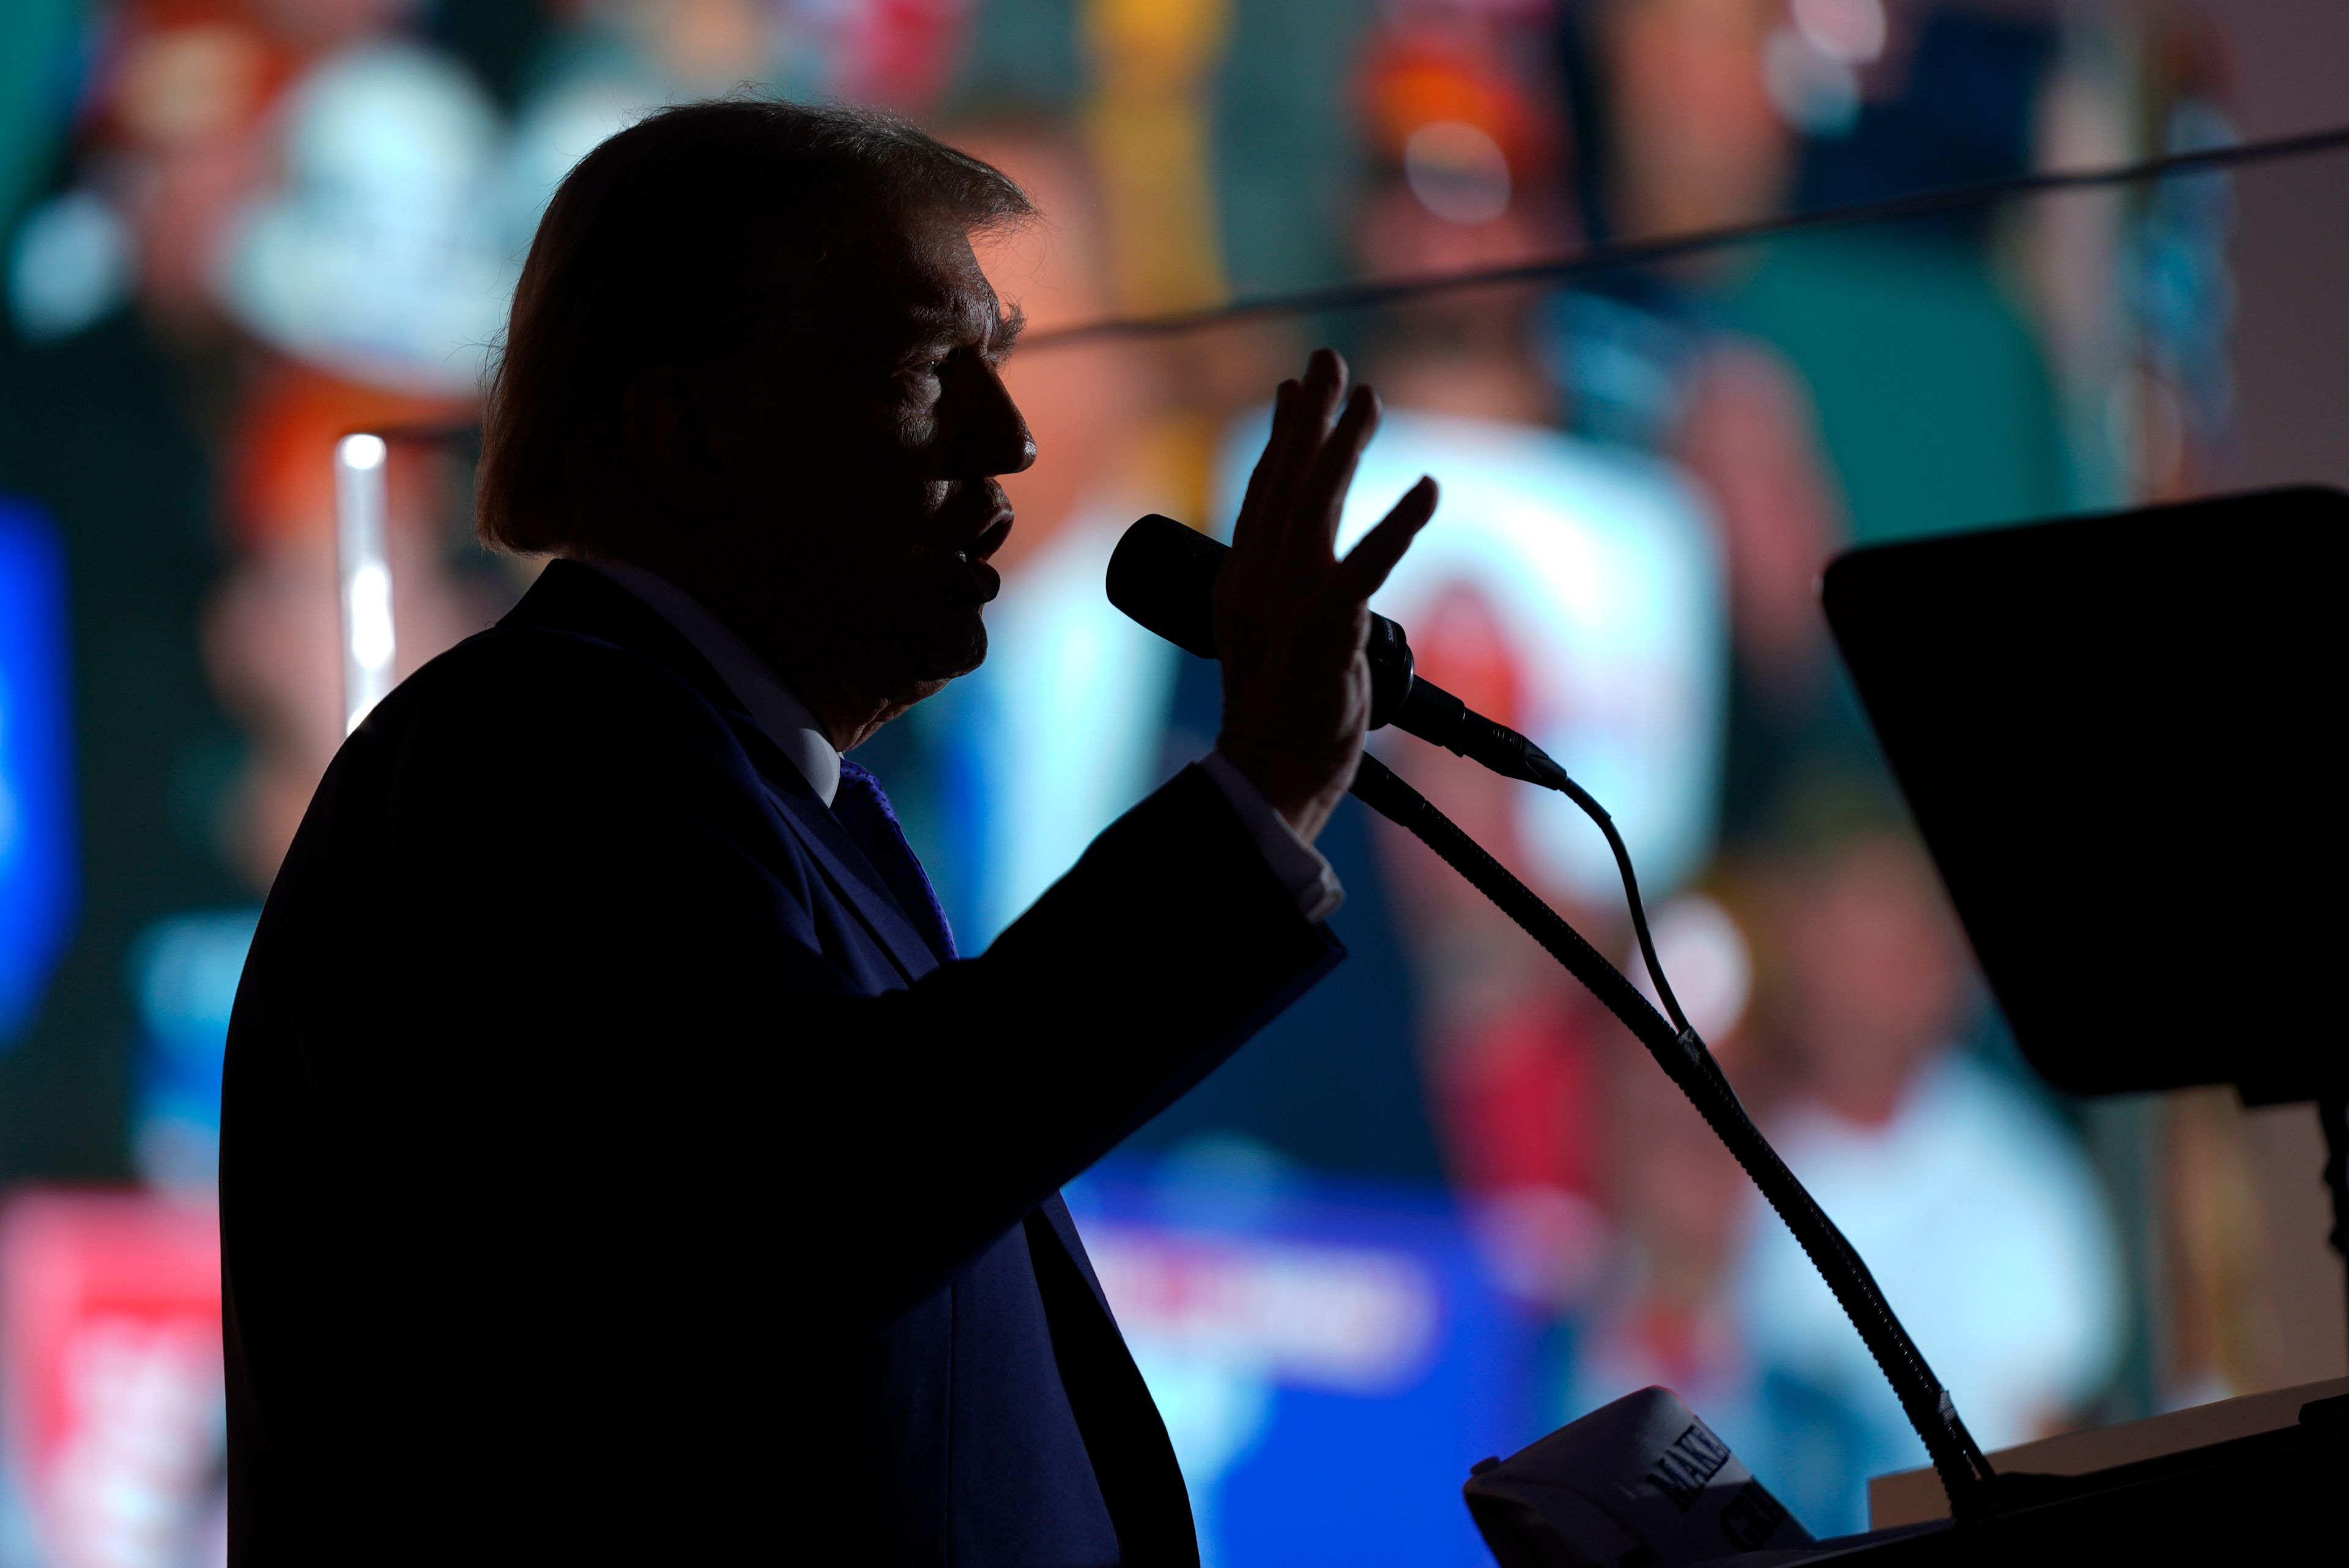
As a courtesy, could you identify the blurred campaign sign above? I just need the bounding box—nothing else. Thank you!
[0,497,76,1046]
[1218,411,1726,902]
[1071,1156,1545,1568]
[0,1193,226,1568]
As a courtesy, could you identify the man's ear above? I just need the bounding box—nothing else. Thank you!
[622,366,729,514]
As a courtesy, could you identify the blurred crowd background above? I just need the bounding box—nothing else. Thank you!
[0,2,2344,1565]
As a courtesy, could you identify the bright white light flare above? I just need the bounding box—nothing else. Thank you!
[334,433,395,732]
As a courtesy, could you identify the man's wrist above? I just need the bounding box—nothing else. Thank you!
[1200,751,1345,922]
[1212,736,1330,843]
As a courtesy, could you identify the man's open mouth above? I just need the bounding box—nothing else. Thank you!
[939,511,1012,604]
[954,512,1015,565]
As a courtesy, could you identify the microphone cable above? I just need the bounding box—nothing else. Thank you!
[1411,723,1697,1041]
[1347,750,2003,1523]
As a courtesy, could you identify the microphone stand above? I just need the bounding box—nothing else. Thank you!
[1346,752,2005,1524]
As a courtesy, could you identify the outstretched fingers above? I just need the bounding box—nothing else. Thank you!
[1294,383,1382,562]
[1256,352,1346,545]
[1234,350,1356,560]
[1335,475,1438,602]
[1230,377,1299,555]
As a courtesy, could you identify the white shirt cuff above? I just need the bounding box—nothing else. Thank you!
[1199,750,1345,923]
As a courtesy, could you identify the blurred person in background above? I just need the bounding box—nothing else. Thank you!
[54,0,299,342]
[1732,819,2121,1534]
[1586,0,1792,239]
[1335,4,1727,1315]
[0,0,305,1179]
[1716,2,2071,565]
[221,100,1441,1566]
[1553,0,2085,862]
[1353,4,1573,429]
[1556,0,1854,801]
[1354,8,1593,1295]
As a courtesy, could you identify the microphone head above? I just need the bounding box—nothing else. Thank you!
[1107,514,1224,662]
[1107,511,1422,730]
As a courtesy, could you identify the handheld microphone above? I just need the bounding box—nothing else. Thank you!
[1107,509,1694,1041]
[1105,514,1567,789]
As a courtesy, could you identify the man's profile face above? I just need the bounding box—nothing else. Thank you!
[711,201,1036,709]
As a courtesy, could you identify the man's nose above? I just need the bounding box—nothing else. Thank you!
[959,359,1036,476]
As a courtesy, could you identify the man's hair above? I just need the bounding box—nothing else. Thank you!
[477,98,1033,555]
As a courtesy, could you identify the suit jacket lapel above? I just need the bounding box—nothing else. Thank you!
[1026,1196,1199,1567]
[733,724,942,986]
[1036,1194,1116,1322]
[500,561,942,985]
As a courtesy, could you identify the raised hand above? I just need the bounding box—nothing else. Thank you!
[1213,348,1438,845]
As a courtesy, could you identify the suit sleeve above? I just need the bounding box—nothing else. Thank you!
[369,633,1343,1334]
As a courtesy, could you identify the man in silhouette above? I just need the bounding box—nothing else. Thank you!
[221,100,1436,1565]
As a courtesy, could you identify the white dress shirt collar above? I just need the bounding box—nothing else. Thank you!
[573,553,1341,924]
[576,555,842,806]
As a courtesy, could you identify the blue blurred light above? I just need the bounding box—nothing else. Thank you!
[128,907,260,1190]
[0,496,78,1045]
[8,189,133,342]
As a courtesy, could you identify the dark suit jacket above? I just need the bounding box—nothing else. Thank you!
[220,561,1343,1566]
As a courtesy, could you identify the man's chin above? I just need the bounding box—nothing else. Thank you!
[896,615,989,697]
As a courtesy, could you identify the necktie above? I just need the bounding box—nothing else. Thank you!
[831,757,958,963]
